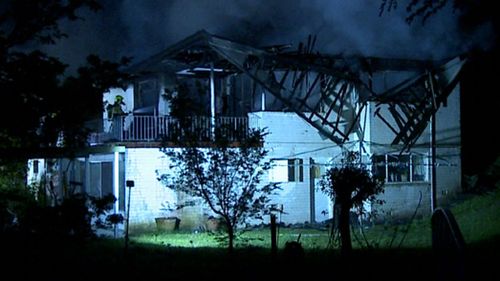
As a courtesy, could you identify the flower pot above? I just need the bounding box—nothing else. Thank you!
[155,217,180,232]
[206,217,219,231]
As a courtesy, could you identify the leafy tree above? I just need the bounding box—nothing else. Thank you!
[158,128,280,252]
[319,151,384,256]
[0,0,129,197]
[379,1,498,43]
[1,181,121,240]
[0,0,129,156]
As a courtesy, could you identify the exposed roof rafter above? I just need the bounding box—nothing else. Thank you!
[126,30,467,150]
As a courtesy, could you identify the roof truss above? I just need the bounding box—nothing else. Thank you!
[128,30,466,150]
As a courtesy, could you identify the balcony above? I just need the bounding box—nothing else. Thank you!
[89,115,249,145]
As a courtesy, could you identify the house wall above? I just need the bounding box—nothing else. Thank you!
[375,182,431,221]
[27,159,45,185]
[121,111,351,229]
[25,86,462,229]
[124,148,178,229]
[369,85,462,219]
[249,111,348,224]
[95,73,461,228]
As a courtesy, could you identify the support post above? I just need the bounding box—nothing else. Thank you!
[124,180,134,255]
[261,91,266,111]
[84,156,90,194]
[309,158,316,224]
[270,214,277,257]
[431,112,437,212]
[429,72,438,213]
[210,62,216,140]
[113,151,120,213]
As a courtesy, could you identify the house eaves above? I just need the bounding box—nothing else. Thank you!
[124,30,467,151]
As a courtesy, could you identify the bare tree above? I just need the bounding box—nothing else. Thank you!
[158,128,280,252]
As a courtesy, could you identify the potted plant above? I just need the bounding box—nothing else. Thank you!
[155,216,180,232]
[155,201,181,232]
[205,216,221,232]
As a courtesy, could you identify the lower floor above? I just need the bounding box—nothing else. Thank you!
[26,144,462,231]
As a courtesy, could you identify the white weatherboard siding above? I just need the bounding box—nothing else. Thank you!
[125,148,176,226]
[369,86,462,217]
[123,112,344,227]
[23,90,461,227]
[422,86,462,204]
[27,159,45,185]
[249,112,341,224]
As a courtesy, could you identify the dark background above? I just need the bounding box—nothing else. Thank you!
[37,0,500,176]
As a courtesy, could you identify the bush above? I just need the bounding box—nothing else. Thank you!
[0,186,36,233]
[2,190,121,240]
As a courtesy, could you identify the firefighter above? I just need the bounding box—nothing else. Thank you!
[106,95,126,119]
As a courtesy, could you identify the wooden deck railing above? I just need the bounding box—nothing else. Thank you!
[91,115,248,143]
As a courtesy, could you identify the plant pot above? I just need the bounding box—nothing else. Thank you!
[155,217,180,232]
[206,217,220,231]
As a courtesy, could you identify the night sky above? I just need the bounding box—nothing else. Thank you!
[40,0,498,174]
[41,0,493,73]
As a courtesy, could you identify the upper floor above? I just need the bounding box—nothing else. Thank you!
[88,30,464,152]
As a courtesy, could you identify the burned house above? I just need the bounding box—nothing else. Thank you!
[27,30,465,229]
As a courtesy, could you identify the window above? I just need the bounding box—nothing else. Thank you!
[134,78,158,112]
[288,159,304,182]
[372,154,428,183]
[88,160,125,211]
[269,158,304,182]
[33,160,39,174]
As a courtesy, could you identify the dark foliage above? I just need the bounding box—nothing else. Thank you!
[1,186,121,240]
[283,233,305,263]
[0,0,129,155]
[320,151,384,256]
[379,0,475,24]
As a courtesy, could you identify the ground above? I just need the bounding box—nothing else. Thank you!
[2,236,499,280]
[2,188,499,280]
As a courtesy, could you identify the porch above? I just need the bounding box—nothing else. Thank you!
[89,115,249,144]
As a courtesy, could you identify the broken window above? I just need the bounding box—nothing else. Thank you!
[371,153,428,183]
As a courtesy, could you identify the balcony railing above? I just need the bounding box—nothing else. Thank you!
[91,115,249,144]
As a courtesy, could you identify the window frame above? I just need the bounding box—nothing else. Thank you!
[372,153,428,183]
[269,158,304,183]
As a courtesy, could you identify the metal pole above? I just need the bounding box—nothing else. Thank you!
[261,92,265,111]
[428,72,437,213]
[210,62,215,140]
[113,152,120,213]
[124,183,133,254]
[431,111,437,212]
[309,158,316,224]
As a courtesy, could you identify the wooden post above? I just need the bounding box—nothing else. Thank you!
[270,214,277,257]
[309,158,316,224]
[124,180,134,255]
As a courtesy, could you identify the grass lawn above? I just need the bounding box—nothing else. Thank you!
[2,188,499,280]
[131,188,500,250]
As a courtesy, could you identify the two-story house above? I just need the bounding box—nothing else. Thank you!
[27,30,465,230]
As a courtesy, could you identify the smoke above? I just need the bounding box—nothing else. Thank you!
[42,0,493,71]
